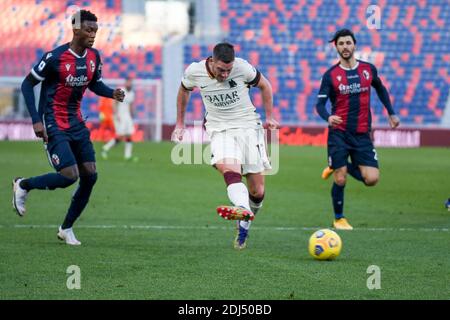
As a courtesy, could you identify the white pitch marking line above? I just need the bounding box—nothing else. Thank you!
[3,224,449,232]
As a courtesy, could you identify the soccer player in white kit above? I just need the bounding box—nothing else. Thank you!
[172,43,279,250]
[102,77,136,161]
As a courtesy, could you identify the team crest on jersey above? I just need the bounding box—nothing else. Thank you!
[90,60,95,72]
[51,154,60,166]
[336,75,342,82]
[228,79,237,88]
[363,70,370,80]
[65,64,71,71]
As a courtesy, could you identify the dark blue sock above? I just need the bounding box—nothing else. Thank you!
[347,162,364,182]
[20,173,76,191]
[331,182,345,219]
[62,173,98,229]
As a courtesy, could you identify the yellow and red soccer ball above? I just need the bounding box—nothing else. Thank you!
[308,229,342,260]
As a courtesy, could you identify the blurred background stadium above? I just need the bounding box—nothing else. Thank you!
[0,0,449,146]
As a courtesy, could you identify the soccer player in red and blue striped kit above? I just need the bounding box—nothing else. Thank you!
[316,29,400,230]
[12,10,125,245]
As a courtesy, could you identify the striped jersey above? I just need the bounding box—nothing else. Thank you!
[316,60,394,134]
[31,43,104,131]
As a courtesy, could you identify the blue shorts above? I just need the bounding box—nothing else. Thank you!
[327,129,378,169]
[45,126,96,171]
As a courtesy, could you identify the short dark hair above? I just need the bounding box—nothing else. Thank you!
[72,9,97,28]
[329,29,357,45]
[213,42,235,64]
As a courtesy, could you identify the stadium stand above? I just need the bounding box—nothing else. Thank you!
[0,0,448,126]
[0,0,161,121]
[185,0,450,126]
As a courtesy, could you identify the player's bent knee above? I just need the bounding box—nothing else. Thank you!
[60,166,79,181]
[249,187,265,199]
[83,168,97,177]
[80,172,98,189]
[364,177,379,186]
[334,177,347,186]
[83,172,98,183]
[79,162,96,176]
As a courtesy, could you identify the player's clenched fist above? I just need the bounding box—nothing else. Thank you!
[113,88,125,102]
[171,126,185,143]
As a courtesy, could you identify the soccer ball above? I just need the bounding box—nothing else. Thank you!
[308,229,342,260]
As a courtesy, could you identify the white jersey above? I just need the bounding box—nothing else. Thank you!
[114,88,135,136]
[116,88,135,119]
[181,57,262,134]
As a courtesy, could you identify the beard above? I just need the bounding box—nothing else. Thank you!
[338,49,353,60]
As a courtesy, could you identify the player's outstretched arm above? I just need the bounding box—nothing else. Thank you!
[21,73,48,142]
[256,74,279,130]
[88,78,122,101]
[172,85,191,142]
[373,82,400,128]
[370,64,399,129]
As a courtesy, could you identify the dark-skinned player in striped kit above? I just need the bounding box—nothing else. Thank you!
[13,10,125,245]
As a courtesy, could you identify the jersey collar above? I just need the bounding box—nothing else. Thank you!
[339,61,359,71]
[68,46,88,59]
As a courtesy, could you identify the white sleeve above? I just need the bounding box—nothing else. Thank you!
[181,63,197,90]
[124,91,135,104]
[31,51,54,81]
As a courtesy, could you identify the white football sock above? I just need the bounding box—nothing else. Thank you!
[249,199,263,215]
[241,200,263,230]
[125,142,133,159]
[227,183,253,231]
[227,182,251,211]
[103,139,116,151]
[239,220,251,230]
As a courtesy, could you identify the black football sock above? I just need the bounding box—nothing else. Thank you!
[62,173,97,229]
[20,173,76,191]
[331,182,345,219]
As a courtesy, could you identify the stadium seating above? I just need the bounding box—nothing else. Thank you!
[0,0,161,78]
[185,0,450,126]
[0,1,448,126]
[0,0,161,121]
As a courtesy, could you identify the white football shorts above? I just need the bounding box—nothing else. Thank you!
[114,115,134,136]
[210,128,272,175]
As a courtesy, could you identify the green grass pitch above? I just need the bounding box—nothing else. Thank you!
[0,141,449,299]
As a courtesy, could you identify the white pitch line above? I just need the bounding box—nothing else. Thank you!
[2,224,449,232]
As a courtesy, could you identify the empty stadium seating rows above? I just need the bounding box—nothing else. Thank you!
[185,0,450,126]
[0,0,161,78]
[0,0,161,121]
[0,0,449,126]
